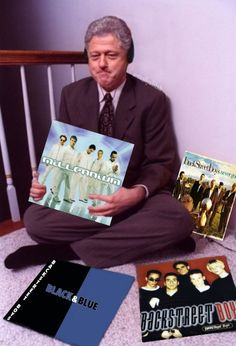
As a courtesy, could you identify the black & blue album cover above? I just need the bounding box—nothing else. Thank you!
[4,260,134,346]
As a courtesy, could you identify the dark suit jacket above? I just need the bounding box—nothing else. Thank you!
[58,74,177,197]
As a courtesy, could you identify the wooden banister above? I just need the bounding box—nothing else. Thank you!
[0,50,88,65]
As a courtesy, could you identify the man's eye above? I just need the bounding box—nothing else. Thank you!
[90,55,99,60]
[107,54,118,59]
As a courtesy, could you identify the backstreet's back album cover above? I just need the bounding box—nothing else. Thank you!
[172,151,236,240]
[136,256,236,342]
[29,120,134,225]
[4,260,134,346]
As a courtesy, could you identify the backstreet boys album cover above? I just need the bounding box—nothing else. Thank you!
[4,260,134,346]
[136,256,236,342]
[29,120,134,226]
[172,151,236,240]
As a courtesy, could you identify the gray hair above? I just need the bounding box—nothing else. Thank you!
[84,16,132,51]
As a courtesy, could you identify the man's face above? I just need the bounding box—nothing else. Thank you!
[190,273,205,288]
[164,275,179,290]
[208,261,225,275]
[210,180,216,188]
[175,263,189,275]
[70,138,77,148]
[87,148,95,154]
[97,151,103,159]
[87,34,128,91]
[60,137,66,146]
[200,174,205,182]
[110,153,117,162]
[146,273,160,288]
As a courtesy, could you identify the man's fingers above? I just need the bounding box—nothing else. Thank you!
[89,194,112,203]
[88,203,115,216]
[32,170,39,181]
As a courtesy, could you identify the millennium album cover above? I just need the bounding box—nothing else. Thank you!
[136,256,236,342]
[172,151,236,240]
[4,260,134,346]
[29,120,134,226]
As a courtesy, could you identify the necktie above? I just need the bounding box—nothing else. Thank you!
[98,93,114,137]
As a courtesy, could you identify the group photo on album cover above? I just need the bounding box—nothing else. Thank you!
[29,120,134,226]
[172,151,236,241]
[136,256,236,342]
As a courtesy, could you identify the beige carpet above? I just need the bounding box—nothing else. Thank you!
[0,228,236,346]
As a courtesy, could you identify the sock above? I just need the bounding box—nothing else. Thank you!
[4,244,78,270]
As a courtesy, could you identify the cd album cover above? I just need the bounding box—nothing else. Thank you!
[136,256,236,342]
[29,120,134,226]
[172,151,236,240]
[4,260,134,346]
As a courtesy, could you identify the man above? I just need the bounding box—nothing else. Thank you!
[190,173,205,210]
[70,144,96,203]
[40,134,67,185]
[188,269,211,304]
[52,135,78,203]
[218,182,236,234]
[158,273,184,339]
[5,16,194,270]
[206,258,236,300]
[139,269,162,311]
[158,273,183,305]
[172,260,195,294]
[99,150,120,195]
[143,272,183,341]
[173,171,185,200]
[173,260,190,276]
[88,149,104,197]
[208,181,224,226]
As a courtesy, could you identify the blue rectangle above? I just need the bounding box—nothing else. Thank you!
[55,268,134,346]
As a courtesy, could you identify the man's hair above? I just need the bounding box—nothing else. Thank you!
[60,134,67,141]
[85,16,132,52]
[173,261,189,269]
[89,144,96,150]
[110,150,117,156]
[164,272,178,280]
[207,258,224,266]
[146,269,161,278]
[70,135,77,142]
[189,269,204,276]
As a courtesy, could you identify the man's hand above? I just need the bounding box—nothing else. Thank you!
[88,186,146,216]
[29,171,47,201]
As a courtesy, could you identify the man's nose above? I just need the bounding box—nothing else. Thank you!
[99,54,108,67]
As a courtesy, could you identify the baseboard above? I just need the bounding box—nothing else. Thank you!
[0,219,25,236]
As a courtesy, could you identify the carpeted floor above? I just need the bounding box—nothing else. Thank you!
[0,228,236,346]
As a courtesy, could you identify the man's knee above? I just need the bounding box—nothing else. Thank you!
[23,205,45,242]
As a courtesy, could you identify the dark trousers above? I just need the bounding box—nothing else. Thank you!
[23,192,193,268]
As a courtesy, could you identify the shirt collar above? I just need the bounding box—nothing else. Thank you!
[97,79,126,110]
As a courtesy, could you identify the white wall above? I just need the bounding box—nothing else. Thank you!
[26,0,236,157]
[2,0,236,226]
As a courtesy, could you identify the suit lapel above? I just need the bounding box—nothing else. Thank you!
[77,76,136,138]
[77,79,99,132]
[114,75,136,139]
